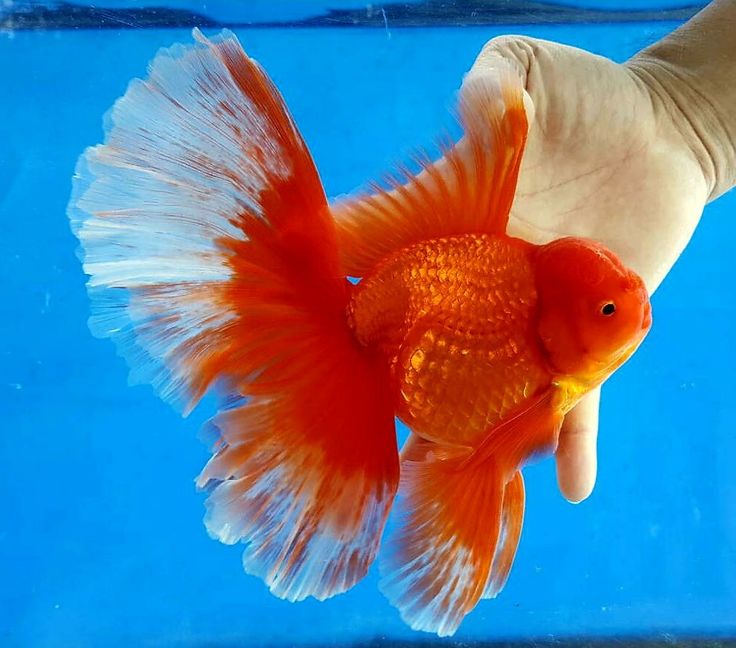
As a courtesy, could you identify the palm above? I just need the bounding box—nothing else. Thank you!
[477,39,708,292]
[468,37,710,502]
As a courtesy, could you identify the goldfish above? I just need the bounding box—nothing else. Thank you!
[68,29,651,636]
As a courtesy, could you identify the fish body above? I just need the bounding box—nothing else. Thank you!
[68,29,651,638]
[349,232,549,447]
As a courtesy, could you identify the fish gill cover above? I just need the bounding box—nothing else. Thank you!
[0,0,708,30]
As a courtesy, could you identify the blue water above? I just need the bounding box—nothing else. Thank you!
[1,16,735,648]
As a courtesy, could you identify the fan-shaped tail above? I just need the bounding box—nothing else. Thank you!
[69,29,399,601]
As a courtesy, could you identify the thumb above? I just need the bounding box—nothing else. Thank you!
[555,387,601,503]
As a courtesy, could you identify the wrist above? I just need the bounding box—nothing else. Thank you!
[626,54,736,203]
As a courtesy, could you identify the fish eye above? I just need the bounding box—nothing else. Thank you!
[600,302,616,316]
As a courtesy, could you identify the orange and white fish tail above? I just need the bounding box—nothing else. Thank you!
[69,29,398,601]
[197,354,398,600]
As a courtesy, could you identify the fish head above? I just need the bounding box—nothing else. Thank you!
[533,237,651,385]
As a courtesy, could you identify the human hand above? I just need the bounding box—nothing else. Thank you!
[467,35,711,503]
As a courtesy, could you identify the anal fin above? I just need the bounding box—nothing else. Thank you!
[381,389,561,636]
[381,434,505,636]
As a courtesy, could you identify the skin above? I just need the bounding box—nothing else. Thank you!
[468,0,736,502]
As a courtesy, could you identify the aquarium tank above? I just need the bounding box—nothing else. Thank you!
[1,1,735,646]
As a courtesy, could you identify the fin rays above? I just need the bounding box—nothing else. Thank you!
[380,436,505,637]
[381,390,561,636]
[69,28,399,603]
[332,64,529,277]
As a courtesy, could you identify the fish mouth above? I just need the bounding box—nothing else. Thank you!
[584,333,647,388]
[594,305,652,382]
[641,301,653,332]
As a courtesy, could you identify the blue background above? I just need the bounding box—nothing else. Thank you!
[1,9,735,648]
[0,2,709,23]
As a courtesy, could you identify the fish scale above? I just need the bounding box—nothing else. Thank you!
[349,232,552,447]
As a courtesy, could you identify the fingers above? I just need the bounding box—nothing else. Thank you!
[464,35,538,126]
[470,35,537,85]
[555,387,600,503]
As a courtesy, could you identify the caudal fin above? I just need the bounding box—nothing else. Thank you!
[69,29,398,601]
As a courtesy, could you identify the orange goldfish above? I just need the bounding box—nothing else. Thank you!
[68,29,651,636]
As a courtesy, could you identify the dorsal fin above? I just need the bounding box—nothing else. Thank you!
[332,64,529,277]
